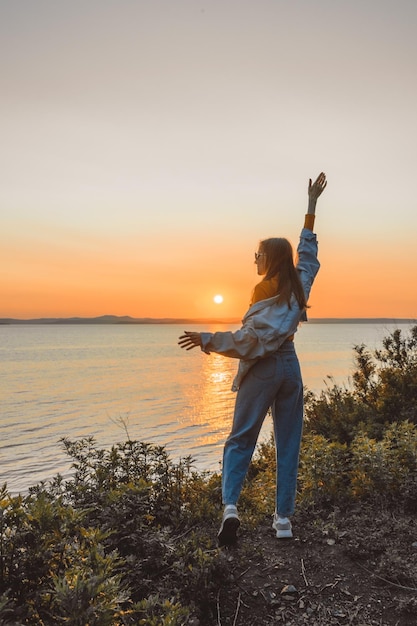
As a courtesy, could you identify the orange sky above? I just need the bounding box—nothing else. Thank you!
[1,1,417,321]
[3,221,417,320]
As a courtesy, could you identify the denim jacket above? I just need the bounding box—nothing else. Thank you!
[200,228,320,390]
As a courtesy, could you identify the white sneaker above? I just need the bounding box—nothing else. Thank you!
[272,513,293,539]
[218,505,240,546]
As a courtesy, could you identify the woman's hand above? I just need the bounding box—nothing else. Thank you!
[308,172,327,201]
[178,331,203,350]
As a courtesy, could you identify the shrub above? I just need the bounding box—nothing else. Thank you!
[304,380,365,444]
[0,441,228,625]
[350,421,417,503]
[305,325,417,443]
[295,421,417,507]
[298,434,349,505]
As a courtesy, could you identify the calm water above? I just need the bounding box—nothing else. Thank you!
[1,322,414,494]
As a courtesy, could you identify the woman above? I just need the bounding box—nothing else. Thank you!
[178,172,327,546]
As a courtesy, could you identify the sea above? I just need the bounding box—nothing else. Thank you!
[1,321,415,495]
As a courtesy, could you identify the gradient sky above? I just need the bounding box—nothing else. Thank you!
[1,0,416,320]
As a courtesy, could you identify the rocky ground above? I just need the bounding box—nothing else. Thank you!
[214,504,417,626]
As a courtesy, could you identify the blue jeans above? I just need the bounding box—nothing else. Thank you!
[222,341,303,517]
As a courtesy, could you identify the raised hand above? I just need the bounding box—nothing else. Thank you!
[308,172,327,201]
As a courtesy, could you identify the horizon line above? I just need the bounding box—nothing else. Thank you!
[1,315,416,325]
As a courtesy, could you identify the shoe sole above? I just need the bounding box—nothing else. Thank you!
[274,529,293,539]
[272,521,293,539]
[218,516,240,546]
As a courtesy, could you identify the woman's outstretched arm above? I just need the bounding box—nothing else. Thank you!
[304,172,327,231]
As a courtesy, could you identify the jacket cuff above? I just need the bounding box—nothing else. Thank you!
[304,214,315,231]
[200,332,213,354]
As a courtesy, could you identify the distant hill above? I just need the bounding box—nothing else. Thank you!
[0,315,416,325]
[0,315,240,325]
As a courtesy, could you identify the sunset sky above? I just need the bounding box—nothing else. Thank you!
[1,0,416,320]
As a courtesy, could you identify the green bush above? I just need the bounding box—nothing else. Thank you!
[350,421,417,504]
[298,434,349,505]
[303,381,365,444]
[305,325,417,442]
[0,441,227,625]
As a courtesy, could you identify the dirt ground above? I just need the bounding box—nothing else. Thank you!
[214,505,417,626]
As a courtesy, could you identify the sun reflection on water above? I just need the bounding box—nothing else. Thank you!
[180,353,236,444]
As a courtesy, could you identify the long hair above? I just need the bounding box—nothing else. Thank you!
[260,237,307,310]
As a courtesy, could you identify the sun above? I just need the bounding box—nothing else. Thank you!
[213,294,224,304]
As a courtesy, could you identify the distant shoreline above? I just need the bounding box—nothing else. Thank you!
[1,315,416,325]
